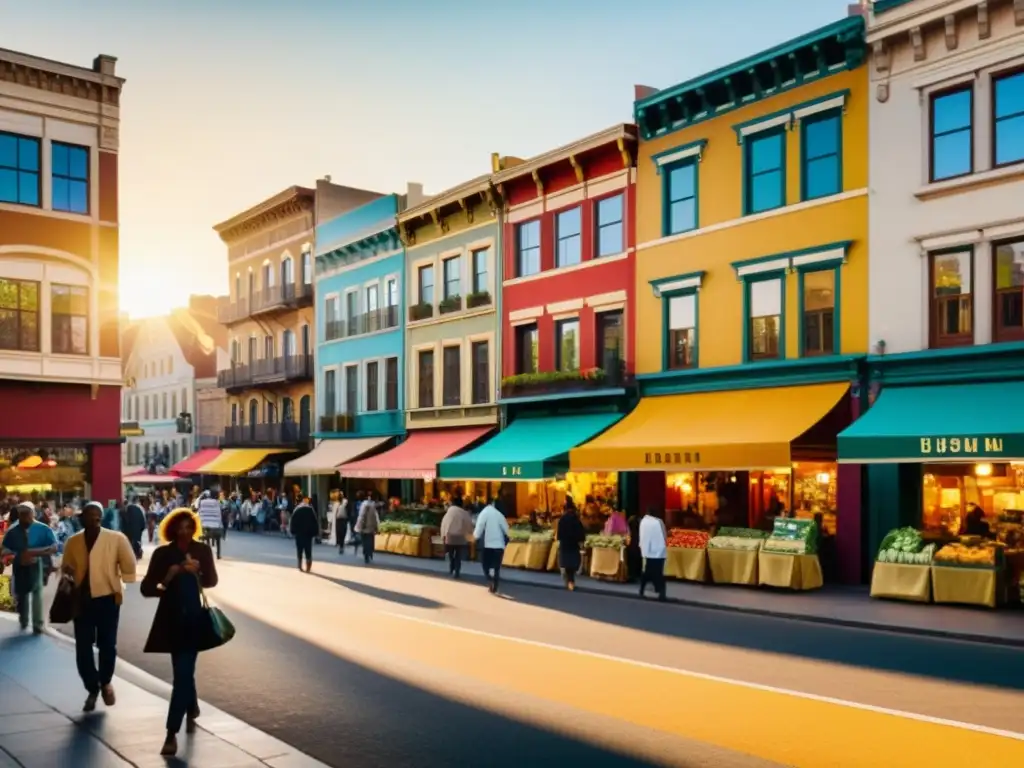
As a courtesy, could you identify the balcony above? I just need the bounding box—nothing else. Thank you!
[500,360,633,401]
[216,354,313,392]
[318,412,356,433]
[221,421,311,448]
[325,307,400,342]
[217,282,313,325]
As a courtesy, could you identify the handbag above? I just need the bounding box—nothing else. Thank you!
[49,572,77,624]
[196,576,235,650]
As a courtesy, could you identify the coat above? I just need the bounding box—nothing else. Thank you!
[556,512,586,572]
[140,541,218,654]
[289,504,319,540]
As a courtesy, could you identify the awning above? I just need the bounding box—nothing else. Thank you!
[570,382,849,472]
[838,382,1024,463]
[120,428,144,437]
[341,427,492,480]
[121,465,144,477]
[439,413,622,481]
[283,437,390,476]
[197,449,291,475]
[170,449,222,475]
[122,473,182,485]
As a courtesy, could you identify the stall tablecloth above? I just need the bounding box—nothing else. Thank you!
[757,552,823,590]
[590,547,626,580]
[524,540,552,571]
[707,548,758,585]
[931,565,998,609]
[502,541,527,568]
[869,562,931,602]
[665,547,708,582]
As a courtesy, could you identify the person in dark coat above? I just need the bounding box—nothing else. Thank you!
[556,503,586,591]
[626,511,643,581]
[121,498,147,560]
[289,500,319,573]
[140,508,218,757]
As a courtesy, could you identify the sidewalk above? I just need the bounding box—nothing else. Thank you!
[0,616,327,768]
[343,549,1024,648]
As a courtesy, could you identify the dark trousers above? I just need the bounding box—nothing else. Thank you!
[640,557,667,599]
[202,530,222,559]
[446,544,465,576]
[482,548,503,592]
[362,532,375,563]
[337,518,349,553]
[73,595,121,695]
[167,650,198,734]
[296,536,313,568]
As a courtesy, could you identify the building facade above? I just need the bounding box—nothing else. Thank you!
[0,48,125,504]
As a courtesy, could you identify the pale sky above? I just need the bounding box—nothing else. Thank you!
[6,0,853,318]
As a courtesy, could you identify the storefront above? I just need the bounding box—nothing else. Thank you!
[196,448,297,497]
[283,437,393,507]
[0,446,93,506]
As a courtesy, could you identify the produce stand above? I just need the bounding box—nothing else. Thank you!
[706,528,765,586]
[664,547,708,582]
[930,565,999,608]
[586,535,627,582]
[546,540,560,572]
[758,519,823,591]
[502,541,528,568]
[870,527,936,603]
[524,539,552,571]
[375,533,391,553]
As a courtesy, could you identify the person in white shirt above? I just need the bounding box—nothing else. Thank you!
[196,491,224,560]
[638,507,668,601]
[332,492,349,554]
[473,499,509,594]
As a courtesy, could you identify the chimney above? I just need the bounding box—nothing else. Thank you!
[93,54,117,76]
[847,2,866,17]
[634,84,659,101]
[406,182,425,208]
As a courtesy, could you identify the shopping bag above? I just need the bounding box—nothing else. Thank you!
[49,573,76,624]
[196,577,235,650]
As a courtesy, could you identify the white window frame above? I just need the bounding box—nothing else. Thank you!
[320,364,340,419]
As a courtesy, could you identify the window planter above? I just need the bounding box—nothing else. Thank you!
[466,291,492,309]
[409,302,433,321]
[500,367,615,398]
[439,295,462,315]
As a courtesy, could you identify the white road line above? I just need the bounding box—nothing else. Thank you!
[380,610,1024,741]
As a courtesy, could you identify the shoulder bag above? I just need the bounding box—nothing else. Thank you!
[196,575,235,651]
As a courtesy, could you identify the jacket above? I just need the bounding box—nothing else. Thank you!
[140,541,218,653]
[62,528,137,603]
[354,501,379,535]
[638,515,668,559]
[473,505,509,550]
[289,504,320,539]
[440,505,473,545]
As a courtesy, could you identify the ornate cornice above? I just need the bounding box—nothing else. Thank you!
[217,197,314,244]
[0,59,121,107]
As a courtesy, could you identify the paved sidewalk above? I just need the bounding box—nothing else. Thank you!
[0,617,327,768]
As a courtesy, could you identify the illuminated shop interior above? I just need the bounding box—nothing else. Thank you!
[922,462,1024,537]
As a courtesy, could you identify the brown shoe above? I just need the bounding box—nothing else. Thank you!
[101,685,115,706]
[160,736,177,756]
[83,692,98,712]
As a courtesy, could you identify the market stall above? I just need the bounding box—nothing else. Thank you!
[870,527,938,603]
[706,528,765,586]
[758,518,823,591]
[931,539,1003,608]
[587,534,627,582]
[664,529,709,582]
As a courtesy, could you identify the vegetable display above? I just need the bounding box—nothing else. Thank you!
[763,518,818,555]
[586,534,626,550]
[877,527,923,557]
[933,540,1003,568]
[716,527,768,539]
[378,521,408,534]
[667,529,709,549]
[877,543,935,565]
[707,535,763,552]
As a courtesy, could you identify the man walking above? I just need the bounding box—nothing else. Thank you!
[0,502,57,633]
[121,497,147,560]
[638,507,668,602]
[474,499,509,594]
[196,491,224,560]
[289,499,319,572]
[354,494,380,565]
[440,495,473,578]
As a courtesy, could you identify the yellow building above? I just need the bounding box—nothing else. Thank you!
[569,15,870,583]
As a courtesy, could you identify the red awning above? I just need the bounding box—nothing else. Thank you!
[339,427,492,480]
[122,473,183,485]
[170,449,223,475]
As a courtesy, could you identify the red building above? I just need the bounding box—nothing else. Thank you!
[494,124,638,399]
[0,50,125,505]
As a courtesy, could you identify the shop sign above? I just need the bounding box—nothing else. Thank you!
[501,465,524,477]
[918,436,1004,457]
[644,451,701,466]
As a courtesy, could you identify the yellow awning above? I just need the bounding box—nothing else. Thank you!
[570,382,849,472]
[196,449,290,475]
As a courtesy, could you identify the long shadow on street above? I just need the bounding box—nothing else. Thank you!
[308,571,447,610]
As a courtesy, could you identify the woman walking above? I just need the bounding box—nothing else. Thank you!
[140,508,218,757]
[556,500,586,591]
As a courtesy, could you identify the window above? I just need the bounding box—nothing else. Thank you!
[745,130,785,214]
[516,220,541,277]
[266,401,277,424]
[262,262,274,289]
[801,270,836,356]
[302,250,312,285]
[180,387,188,415]
[344,365,358,414]
[51,142,89,214]
[345,291,358,327]
[801,112,841,200]
[162,392,168,419]
[471,340,489,404]
[386,277,398,307]
[666,294,696,370]
[555,207,581,267]
[443,256,461,299]
[323,369,337,417]
[515,323,538,374]
[930,250,973,347]
[248,336,257,363]
[385,356,399,411]
[747,278,783,360]
[0,278,39,352]
[366,361,379,411]
[0,132,40,206]
[555,318,580,371]
[263,334,274,359]
[443,346,461,406]
[471,249,489,294]
[930,87,973,181]
[282,329,295,358]
[324,296,338,337]
[231,403,238,426]
[994,239,1024,341]
[993,70,1024,168]
[664,162,697,234]
[418,264,434,304]
[281,256,294,287]
[172,391,178,417]
[366,284,379,312]
[51,284,88,355]
[596,310,623,375]
[596,194,624,256]
[418,349,434,408]
[144,396,150,420]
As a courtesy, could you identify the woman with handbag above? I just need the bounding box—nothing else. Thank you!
[140,508,221,757]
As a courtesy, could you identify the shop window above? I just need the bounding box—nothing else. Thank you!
[746,277,783,361]
[663,160,697,235]
[0,278,40,352]
[344,364,358,414]
[471,249,489,294]
[51,284,88,355]
[417,349,434,408]
[443,256,461,299]
[442,345,461,406]
[516,220,541,277]
[801,111,841,200]
[929,86,973,182]
[515,323,538,374]
[921,463,1024,537]
[744,129,785,214]
[417,264,434,305]
[555,318,579,371]
[595,194,624,256]
[555,207,581,268]
[792,462,837,535]
[471,340,489,404]
[800,268,837,356]
[596,309,623,376]
[994,238,1024,341]
[993,69,1024,168]
[323,369,337,417]
[51,141,89,214]
[0,132,40,207]
[366,361,379,412]
[929,249,973,348]
[385,356,399,411]
[665,293,696,370]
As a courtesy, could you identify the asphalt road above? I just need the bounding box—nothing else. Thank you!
[50,532,1024,767]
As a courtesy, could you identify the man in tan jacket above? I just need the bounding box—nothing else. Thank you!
[440,495,473,579]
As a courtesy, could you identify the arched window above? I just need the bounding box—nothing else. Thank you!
[266,401,277,424]
[281,397,295,423]
[281,256,294,288]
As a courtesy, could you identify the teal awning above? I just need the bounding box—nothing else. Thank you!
[438,413,622,481]
[838,382,1024,463]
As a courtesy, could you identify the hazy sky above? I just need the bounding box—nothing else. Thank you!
[7,0,853,318]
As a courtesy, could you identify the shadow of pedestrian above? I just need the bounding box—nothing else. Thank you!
[308,573,447,610]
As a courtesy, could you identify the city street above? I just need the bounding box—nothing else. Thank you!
[40,532,1024,767]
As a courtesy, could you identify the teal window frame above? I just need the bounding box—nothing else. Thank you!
[796,263,841,357]
[660,288,699,371]
[741,271,786,363]
[742,127,787,216]
[661,159,698,237]
[800,109,843,201]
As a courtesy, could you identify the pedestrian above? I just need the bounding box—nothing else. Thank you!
[288,499,318,572]
[140,508,218,757]
[626,510,643,581]
[122,497,147,560]
[196,491,224,560]
[474,499,509,594]
[353,493,379,564]
[145,497,158,543]
[0,502,57,634]
[101,499,120,532]
[332,492,350,554]
[556,499,586,591]
[351,491,365,555]
[61,501,138,711]
[240,494,252,532]
[256,493,268,532]
[638,507,668,602]
[219,493,230,540]
[440,495,472,578]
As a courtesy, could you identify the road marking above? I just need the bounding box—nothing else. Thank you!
[381,610,1024,741]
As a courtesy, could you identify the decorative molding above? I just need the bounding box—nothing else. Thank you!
[943,14,958,51]
[978,1,991,39]
[910,26,925,62]
[649,271,704,298]
[0,59,121,106]
[650,139,707,173]
[218,197,313,243]
[616,137,632,168]
[531,169,544,196]
[871,40,890,75]
[568,155,584,184]
[429,209,449,234]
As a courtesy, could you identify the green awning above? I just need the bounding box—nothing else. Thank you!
[838,382,1024,463]
[438,412,622,481]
